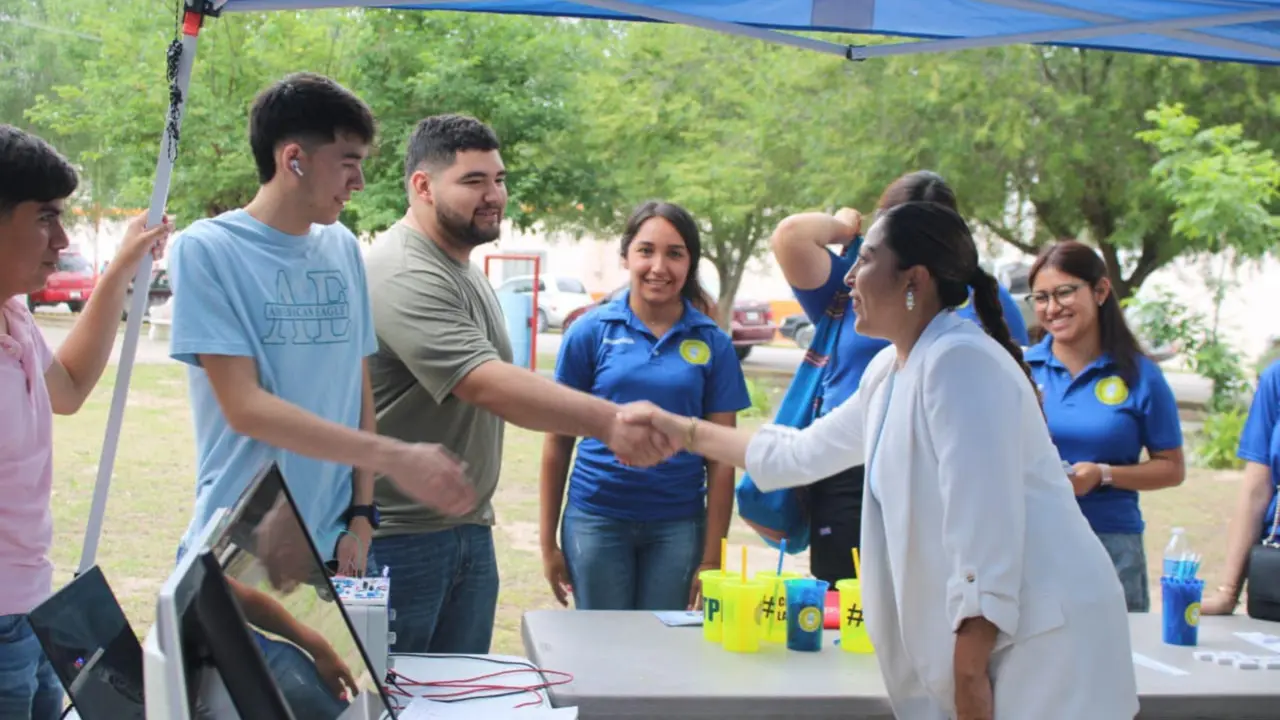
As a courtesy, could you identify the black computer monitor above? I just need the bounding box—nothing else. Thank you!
[175,549,294,719]
[207,464,396,719]
[26,565,144,720]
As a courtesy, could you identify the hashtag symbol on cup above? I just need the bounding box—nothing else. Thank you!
[846,604,864,627]
[762,596,776,617]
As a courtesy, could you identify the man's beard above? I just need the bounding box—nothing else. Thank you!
[438,202,502,247]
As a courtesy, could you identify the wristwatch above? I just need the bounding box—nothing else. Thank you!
[345,504,381,530]
[1098,463,1114,488]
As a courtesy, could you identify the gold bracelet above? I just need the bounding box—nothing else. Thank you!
[685,416,698,450]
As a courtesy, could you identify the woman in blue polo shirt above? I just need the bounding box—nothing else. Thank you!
[1026,240,1186,612]
[1202,358,1280,615]
[771,170,1029,585]
[538,201,751,611]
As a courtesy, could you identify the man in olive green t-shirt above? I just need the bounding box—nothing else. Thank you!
[366,114,671,654]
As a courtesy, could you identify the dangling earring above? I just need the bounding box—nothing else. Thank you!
[906,290,916,311]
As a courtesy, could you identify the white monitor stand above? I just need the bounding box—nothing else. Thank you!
[146,510,235,720]
[143,625,182,720]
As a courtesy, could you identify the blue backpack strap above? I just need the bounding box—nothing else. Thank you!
[735,238,859,552]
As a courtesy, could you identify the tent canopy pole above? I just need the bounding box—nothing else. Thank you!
[76,1,221,576]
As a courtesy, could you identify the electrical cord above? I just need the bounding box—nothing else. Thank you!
[386,653,573,709]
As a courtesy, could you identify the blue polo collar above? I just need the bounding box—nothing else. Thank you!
[596,289,719,334]
[1025,336,1117,374]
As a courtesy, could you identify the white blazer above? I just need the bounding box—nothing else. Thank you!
[746,312,1138,720]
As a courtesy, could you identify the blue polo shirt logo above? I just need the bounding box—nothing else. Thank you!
[680,339,711,366]
[1095,376,1129,406]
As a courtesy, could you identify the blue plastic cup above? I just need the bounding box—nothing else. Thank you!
[784,578,829,652]
[1161,576,1204,646]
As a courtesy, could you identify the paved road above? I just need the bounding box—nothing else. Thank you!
[39,320,175,366]
[537,332,1215,409]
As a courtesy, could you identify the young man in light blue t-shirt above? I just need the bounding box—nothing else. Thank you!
[167,73,475,579]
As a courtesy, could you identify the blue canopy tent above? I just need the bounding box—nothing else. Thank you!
[79,0,1280,572]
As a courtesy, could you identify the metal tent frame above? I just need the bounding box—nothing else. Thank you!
[77,0,1280,572]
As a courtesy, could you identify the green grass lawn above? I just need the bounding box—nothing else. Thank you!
[50,363,1240,657]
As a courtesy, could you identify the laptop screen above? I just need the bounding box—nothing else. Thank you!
[26,566,145,720]
[206,464,396,719]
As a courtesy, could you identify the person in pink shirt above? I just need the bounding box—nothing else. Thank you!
[0,125,171,720]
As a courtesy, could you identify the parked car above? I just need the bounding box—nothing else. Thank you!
[562,286,778,360]
[27,252,96,313]
[123,267,172,321]
[730,298,778,359]
[779,313,815,349]
[493,274,595,332]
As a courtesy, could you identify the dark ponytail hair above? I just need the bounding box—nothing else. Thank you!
[877,169,958,213]
[880,201,1037,396]
[1028,240,1144,384]
[969,265,1035,389]
[620,200,711,314]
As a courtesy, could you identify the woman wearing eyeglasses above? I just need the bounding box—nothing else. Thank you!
[1024,241,1186,612]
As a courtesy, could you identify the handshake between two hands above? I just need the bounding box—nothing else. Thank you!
[377,401,700,526]
[607,401,695,468]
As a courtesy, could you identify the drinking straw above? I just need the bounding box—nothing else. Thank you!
[741,545,748,584]
[721,538,727,573]
[776,539,786,576]
[852,547,862,581]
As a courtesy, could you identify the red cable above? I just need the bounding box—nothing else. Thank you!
[388,666,574,709]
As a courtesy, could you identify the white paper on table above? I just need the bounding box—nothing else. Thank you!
[397,699,578,720]
[1234,631,1280,655]
[1132,652,1190,676]
[652,610,703,627]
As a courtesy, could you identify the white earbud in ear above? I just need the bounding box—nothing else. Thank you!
[290,159,303,177]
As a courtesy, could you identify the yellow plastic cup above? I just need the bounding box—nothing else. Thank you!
[754,570,801,643]
[699,569,732,643]
[720,578,766,653]
[836,578,874,653]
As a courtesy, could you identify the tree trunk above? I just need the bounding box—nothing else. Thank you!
[1097,240,1132,301]
[711,248,747,330]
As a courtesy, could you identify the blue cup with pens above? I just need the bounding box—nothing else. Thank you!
[1161,552,1203,647]
[784,578,829,652]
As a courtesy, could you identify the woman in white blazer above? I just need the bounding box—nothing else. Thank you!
[622,202,1138,720]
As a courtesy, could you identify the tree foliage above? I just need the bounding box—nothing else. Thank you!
[1137,102,1280,259]
[560,26,841,321]
[8,7,1279,312]
[876,48,1280,298]
[26,4,365,224]
[345,11,592,235]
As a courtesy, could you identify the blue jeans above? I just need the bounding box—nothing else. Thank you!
[1096,532,1150,612]
[257,634,348,720]
[0,614,62,720]
[561,504,705,610]
[371,525,499,654]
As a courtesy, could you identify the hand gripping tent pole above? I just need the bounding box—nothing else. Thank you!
[76,4,214,575]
